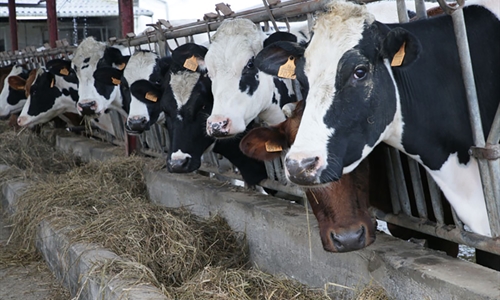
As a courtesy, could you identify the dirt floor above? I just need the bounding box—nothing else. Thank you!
[0,212,70,300]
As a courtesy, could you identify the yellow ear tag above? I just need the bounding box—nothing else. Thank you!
[60,67,69,76]
[183,55,198,72]
[265,141,283,152]
[391,42,406,67]
[145,92,158,102]
[277,56,297,79]
[117,63,126,70]
[111,77,121,85]
[50,78,55,88]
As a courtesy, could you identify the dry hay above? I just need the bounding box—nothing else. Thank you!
[0,119,83,180]
[355,285,389,300]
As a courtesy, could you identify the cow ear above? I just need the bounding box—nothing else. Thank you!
[7,76,26,91]
[379,25,421,68]
[130,79,162,103]
[46,59,73,76]
[263,31,298,48]
[255,41,305,79]
[239,126,287,161]
[172,43,208,72]
[93,67,124,86]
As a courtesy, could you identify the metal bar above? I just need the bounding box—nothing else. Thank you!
[371,207,500,255]
[389,147,412,216]
[396,0,409,23]
[414,0,428,19]
[426,174,445,225]
[444,3,500,236]
[384,147,402,214]
[119,0,135,38]
[407,158,428,219]
[8,0,18,51]
[46,0,58,48]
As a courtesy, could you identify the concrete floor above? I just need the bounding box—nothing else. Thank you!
[0,212,69,300]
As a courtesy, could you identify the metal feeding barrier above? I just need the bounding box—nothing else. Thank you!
[1,0,498,257]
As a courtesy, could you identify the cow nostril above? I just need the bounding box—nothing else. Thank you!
[358,226,366,245]
[301,156,319,171]
[331,232,342,250]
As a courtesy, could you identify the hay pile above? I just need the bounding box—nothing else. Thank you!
[0,120,387,299]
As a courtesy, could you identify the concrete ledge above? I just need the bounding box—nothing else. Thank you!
[55,134,500,299]
[1,180,167,300]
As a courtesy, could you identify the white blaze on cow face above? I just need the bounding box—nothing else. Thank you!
[72,37,121,115]
[124,51,159,125]
[285,2,374,183]
[0,65,26,117]
[170,71,201,111]
[205,18,281,137]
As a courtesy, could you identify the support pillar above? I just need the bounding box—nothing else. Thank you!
[46,0,58,48]
[8,0,18,51]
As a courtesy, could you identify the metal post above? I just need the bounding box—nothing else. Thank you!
[436,0,500,237]
[119,0,134,37]
[396,0,409,23]
[46,0,58,48]
[8,0,18,51]
[414,0,428,19]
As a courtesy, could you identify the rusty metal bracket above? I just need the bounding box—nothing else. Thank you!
[469,144,500,160]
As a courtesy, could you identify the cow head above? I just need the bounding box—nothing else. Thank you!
[205,19,300,138]
[12,61,79,127]
[257,2,421,186]
[0,65,28,118]
[131,43,213,173]
[65,37,129,116]
[240,100,376,252]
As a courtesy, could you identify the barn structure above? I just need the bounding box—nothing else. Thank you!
[0,0,499,299]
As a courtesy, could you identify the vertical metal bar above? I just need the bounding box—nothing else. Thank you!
[426,173,445,225]
[451,207,465,231]
[384,147,402,214]
[389,148,412,216]
[8,0,18,51]
[414,0,428,19]
[407,158,428,219]
[46,0,58,48]
[449,7,500,236]
[396,0,409,23]
[485,104,500,227]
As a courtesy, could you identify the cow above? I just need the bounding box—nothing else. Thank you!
[8,61,115,134]
[0,64,28,119]
[48,37,131,117]
[93,44,269,187]
[204,18,302,138]
[254,0,499,238]
[240,100,459,255]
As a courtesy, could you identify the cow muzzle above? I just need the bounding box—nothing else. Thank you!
[323,224,375,252]
[126,116,148,134]
[206,115,231,137]
[285,155,323,185]
[77,101,98,116]
[167,157,192,173]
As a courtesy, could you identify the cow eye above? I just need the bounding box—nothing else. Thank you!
[246,57,255,69]
[353,66,367,80]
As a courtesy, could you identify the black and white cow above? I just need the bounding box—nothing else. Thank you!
[204,18,303,138]
[0,64,28,118]
[258,0,499,236]
[50,37,130,116]
[8,62,79,127]
[109,44,268,186]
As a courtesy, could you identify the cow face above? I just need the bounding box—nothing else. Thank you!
[205,19,297,138]
[240,100,376,252]
[273,2,418,186]
[65,37,129,116]
[0,65,28,118]
[14,63,79,127]
[131,44,213,173]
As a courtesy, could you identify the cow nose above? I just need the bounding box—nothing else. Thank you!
[126,117,148,134]
[285,156,320,185]
[77,101,97,115]
[330,226,366,252]
[206,117,230,137]
[167,157,191,173]
[17,116,27,126]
